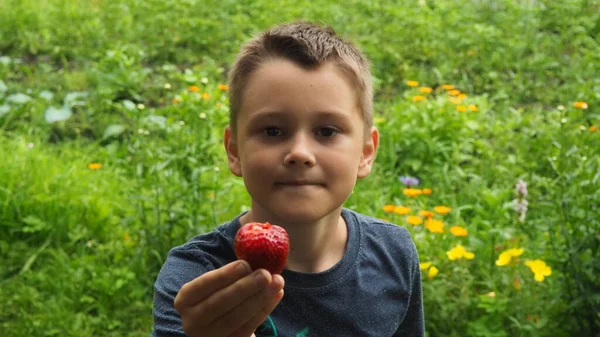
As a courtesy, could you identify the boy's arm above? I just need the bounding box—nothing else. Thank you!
[394,241,425,336]
[151,248,207,337]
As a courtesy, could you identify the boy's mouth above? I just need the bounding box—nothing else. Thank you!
[275,180,325,186]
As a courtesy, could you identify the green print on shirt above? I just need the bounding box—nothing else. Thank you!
[254,316,309,337]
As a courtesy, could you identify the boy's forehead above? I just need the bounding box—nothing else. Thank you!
[239,60,359,117]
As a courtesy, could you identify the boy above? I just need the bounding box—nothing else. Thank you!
[152,22,424,337]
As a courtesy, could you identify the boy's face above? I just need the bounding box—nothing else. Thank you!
[224,59,378,224]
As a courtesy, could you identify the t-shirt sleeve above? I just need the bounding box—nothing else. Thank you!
[151,245,210,337]
[394,239,425,336]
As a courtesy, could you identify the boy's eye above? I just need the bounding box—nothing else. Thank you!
[315,127,337,137]
[263,127,283,137]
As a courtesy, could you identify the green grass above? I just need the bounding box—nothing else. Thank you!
[1,0,599,336]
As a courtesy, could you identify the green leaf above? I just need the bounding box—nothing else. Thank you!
[103,124,127,139]
[44,106,73,123]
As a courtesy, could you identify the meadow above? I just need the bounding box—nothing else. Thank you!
[1,0,599,336]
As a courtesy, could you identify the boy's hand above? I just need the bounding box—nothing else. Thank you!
[174,260,285,337]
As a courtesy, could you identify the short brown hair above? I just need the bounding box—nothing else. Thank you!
[227,22,373,135]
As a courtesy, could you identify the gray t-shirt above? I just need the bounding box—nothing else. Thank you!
[152,208,425,337]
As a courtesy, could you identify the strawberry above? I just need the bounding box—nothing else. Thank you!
[234,222,290,275]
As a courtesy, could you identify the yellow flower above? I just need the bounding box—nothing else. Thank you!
[419,210,435,218]
[403,188,423,197]
[383,204,395,213]
[393,206,412,215]
[468,104,479,112]
[448,89,461,96]
[458,94,468,100]
[202,92,211,99]
[422,188,432,195]
[412,95,426,102]
[434,206,451,215]
[525,259,552,282]
[573,101,588,109]
[427,266,439,279]
[425,219,445,233]
[450,226,468,237]
[419,262,432,270]
[456,105,468,112]
[406,80,419,87]
[448,97,463,104]
[495,248,525,266]
[590,126,598,132]
[88,163,102,170]
[188,85,200,92]
[419,87,433,94]
[486,291,496,298]
[442,84,455,90]
[446,244,475,260]
[217,84,229,91]
[406,216,424,226]
[172,98,181,104]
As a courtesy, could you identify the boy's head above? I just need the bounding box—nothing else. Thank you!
[227,22,373,136]
[223,22,379,224]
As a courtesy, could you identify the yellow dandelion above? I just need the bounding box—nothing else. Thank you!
[434,206,451,215]
[393,206,412,215]
[448,89,461,96]
[406,80,419,87]
[525,259,552,282]
[406,216,424,226]
[458,93,468,100]
[468,104,479,112]
[419,87,433,94]
[88,163,102,170]
[425,219,445,233]
[419,210,435,218]
[217,84,229,91]
[446,244,475,260]
[403,188,423,197]
[442,84,455,90]
[450,226,468,237]
[590,126,598,132]
[413,95,426,102]
[448,97,463,105]
[573,101,588,109]
[188,85,200,92]
[495,248,525,266]
[383,204,395,213]
[422,188,432,195]
[427,266,439,279]
[202,92,211,99]
[419,262,432,270]
[456,105,468,112]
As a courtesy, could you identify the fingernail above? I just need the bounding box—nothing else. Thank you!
[236,261,250,275]
[254,271,268,286]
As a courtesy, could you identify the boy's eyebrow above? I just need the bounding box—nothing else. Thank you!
[247,109,353,123]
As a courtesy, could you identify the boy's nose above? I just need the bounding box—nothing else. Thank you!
[283,135,316,167]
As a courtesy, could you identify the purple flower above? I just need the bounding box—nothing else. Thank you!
[515,179,528,198]
[512,198,528,222]
[399,176,420,187]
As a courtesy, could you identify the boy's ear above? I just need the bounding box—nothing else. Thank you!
[224,125,242,177]
[357,126,379,179]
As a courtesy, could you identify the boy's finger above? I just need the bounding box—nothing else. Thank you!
[192,269,273,324]
[175,260,251,308]
[228,275,285,337]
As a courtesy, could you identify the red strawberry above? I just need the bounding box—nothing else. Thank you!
[234,222,289,275]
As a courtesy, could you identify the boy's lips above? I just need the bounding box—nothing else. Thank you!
[275,180,325,186]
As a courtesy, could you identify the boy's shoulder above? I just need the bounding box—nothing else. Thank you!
[345,207,413,241]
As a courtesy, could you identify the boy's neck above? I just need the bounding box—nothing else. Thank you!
[239,207,348,274]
